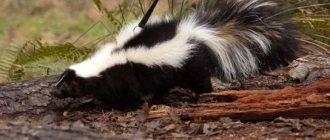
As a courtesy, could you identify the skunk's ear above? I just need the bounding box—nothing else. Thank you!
[55,69,76,87]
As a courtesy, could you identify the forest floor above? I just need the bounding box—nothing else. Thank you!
[0,54,330,140]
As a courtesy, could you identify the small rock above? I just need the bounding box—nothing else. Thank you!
[289,55,330,82]
[289,64,310,81]
[63,111,69,117]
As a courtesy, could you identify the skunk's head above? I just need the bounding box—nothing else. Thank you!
[54,69,98,98]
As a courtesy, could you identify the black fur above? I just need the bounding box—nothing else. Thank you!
[56,46,215,109]
[123,20,179,49]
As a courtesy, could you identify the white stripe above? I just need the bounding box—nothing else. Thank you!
[69,43,127,78]
[115,20,141,48]
[182,15,260,80]
[70,17,194,78]
[70,14,269,80]
[240,30,271,53]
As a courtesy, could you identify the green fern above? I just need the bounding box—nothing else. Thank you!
[0,43,21,82]
[17,41,91,65]
[0,41,92,82]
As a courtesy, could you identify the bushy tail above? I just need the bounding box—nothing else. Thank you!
[195,0,299,81]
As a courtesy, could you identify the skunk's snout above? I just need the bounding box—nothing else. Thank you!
[52,69,86,98]
[52,81,71,98]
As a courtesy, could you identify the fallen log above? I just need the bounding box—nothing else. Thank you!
[148,76,330,121]
[0,75,91,116]
[0,55,329,119]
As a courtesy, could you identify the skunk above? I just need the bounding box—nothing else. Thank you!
[55,0,299,108]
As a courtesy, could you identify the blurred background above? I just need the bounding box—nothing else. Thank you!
[0,0,329,82]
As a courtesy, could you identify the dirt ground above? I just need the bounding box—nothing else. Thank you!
[2,110,330,139]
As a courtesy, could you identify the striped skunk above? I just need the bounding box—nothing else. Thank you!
[55,0,299,109]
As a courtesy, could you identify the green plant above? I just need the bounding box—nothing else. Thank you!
[0,43,21,82]
[268,0,330,54]
[0,41,92,82]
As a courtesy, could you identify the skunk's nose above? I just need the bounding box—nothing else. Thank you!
[52,81,70,98]
[55,69,75,87]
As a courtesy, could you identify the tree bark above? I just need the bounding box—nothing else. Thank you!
[0,75,92,116]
